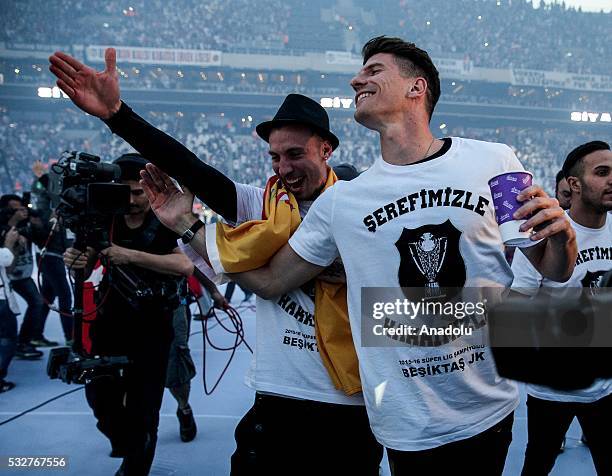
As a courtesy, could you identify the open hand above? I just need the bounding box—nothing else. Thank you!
[49,48,121,119]
[140,163,196,234]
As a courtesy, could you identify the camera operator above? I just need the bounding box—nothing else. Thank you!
[511,141,612,475]
[63,154,193,476]
[1,227,22,391]
[0,194,48,358]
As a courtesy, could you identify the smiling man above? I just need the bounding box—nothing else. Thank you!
[211,36,577,475]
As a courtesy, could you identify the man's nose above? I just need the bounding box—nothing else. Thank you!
[350,72,366,92]
[278,157,293,177]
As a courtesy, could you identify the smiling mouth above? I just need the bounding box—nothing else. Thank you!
[355,91,375,106]
[284,176,305,189]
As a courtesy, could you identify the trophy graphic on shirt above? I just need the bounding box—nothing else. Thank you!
[407,232,447,297]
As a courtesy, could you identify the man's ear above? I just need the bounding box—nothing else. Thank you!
[322,142,333,160]
[407,77,427,98]
[567,176,581,194]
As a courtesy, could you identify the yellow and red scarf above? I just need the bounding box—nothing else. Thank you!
[215,170,361,395]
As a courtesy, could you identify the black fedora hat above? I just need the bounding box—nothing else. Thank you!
[256,94,339,150]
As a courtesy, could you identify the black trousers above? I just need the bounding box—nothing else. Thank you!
[387,412,514,476]
[39,255,73,340]
[85,299,173,476]
[0,300,17,380]
[12,277,44,344]
[521,393,612,476]
[230,393,383,476]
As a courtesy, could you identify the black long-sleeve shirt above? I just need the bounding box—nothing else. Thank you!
[103,102,239,223]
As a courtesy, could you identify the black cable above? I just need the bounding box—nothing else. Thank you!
[188,291,252,395]
[0,293,252,426]
[187,292,233,336]
[189,314,229,335]
[0,386,84,427]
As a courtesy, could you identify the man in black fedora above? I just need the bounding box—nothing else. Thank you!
[49,48,382,475]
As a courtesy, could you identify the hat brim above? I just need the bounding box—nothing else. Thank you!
[256,118,339,151]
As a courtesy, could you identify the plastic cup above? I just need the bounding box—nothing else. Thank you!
[488,171,534,246]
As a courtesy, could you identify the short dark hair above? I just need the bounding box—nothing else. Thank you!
[114,153,149,182]
[0,194,22,209]
[361,35,441,120]
[554,169,565,195]
[333,163,360,181]
[562,141,610,179]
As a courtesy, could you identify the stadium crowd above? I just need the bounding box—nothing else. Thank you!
[3,59,611,111]
[1,0,610,75]
[1,0,291,52]
[373,0,611,74]
[0,109,603,197]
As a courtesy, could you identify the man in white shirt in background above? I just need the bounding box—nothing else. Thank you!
[512,140,612,476]
[555,169,572,211]
[0,227,23,392]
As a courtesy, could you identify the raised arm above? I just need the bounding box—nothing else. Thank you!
[103,103,238,221]
[140,164,326,299]
[49,48,238,222]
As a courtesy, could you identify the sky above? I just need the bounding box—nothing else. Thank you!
[537,0,612,12]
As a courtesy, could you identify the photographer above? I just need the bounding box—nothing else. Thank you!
[0,194,47,358]
[511,141,612,475]
[64,154,193,476]
[1,227,22,391]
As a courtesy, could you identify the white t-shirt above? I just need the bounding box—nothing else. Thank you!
[289,137,521,450]
[511,212,612,403]
[0,247,19,313]
[189,182,363,405]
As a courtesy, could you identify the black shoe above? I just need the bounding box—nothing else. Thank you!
[15,344,43,360]
[177,405,197,442]
[0,380,16,393]
[29,337,59,347]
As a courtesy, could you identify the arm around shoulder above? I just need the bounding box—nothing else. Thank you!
[229,243,325,300]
